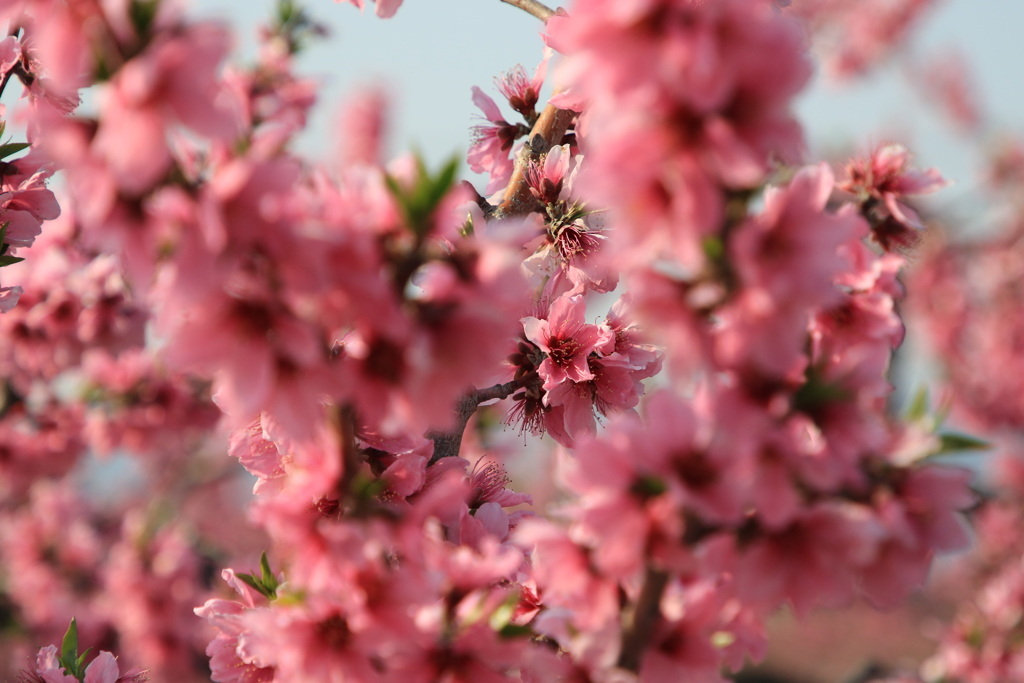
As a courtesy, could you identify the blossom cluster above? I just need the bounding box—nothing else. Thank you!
[0,0,1002,683]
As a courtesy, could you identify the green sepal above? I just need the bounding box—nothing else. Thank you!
[351,472,387,500]
[0,142,29,160]
[630,475,668,500]
[938,432,991,454]
[57,618,86,681]
[497,623,533,639]
[128,0,161,37]
[235,572,274,600]
[702,235,724,261]
[792,370,852,412]
[0,221,21,265]
[236,552,280,600]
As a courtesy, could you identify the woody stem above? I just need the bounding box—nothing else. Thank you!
[498,0,557,22]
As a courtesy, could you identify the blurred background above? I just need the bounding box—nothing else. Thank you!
[2,2,1012,682]
[171,2,1017,682]
[196,0,1022,206]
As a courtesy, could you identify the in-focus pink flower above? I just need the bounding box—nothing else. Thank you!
[29,645,146,683]
[522,294,612,394]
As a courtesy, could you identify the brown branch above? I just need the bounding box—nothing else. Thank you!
[331,403,362,499]
[617,566,670,673]
[427,376,535,464]
[427,392,480,465]
[495,102,576,218]
[499,0,557,22]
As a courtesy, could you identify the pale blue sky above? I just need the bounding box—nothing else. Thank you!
[196,0,1024,217]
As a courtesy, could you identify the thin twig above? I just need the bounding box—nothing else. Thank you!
[499,0,557,22]
[427,376,534,464]
[617,566,670,673]
[475,378,529,403]
[495,101,576,218]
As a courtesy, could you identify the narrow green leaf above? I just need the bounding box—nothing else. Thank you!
[235,572,265,595]
[59,618,79,675]
[0,255,24,267]
[383,174,407,213]
[259,552,279,595]
[0,142,29,160]
[938,432,992,454]
[75,648,93,675]
[431,156,459,205]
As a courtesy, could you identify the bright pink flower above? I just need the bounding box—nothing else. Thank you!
[840,143,948,250]
[525,144,572,205]
[495,49,550,119]
[0,149,61,248]
[31,646,143,683]
[467,87,520,195]
[522,295,613,394]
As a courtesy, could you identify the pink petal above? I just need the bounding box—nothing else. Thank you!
[83,652,119,683]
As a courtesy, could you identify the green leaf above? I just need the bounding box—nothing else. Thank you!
[259,552,279,596]
[0,255,24,267]
[0,142,29,160]
[235,572,270,598]
[384,154,461,239]
[59,618,80,679]
[237,556,281,600]
[278,0,296,23]
[75,648,93,675]
[259,552,273,584]
[938,432,992,454]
